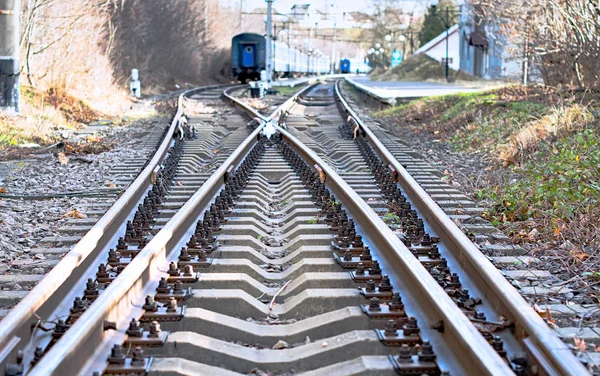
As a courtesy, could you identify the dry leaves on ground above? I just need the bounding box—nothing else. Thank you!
[62,209,85,219]
[57,152,69,165]
[574,337,587,352]
[533,304,557,328]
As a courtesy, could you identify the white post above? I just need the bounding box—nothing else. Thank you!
[265,0,274,87]
[130,69,141,98]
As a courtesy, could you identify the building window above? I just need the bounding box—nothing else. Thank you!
[441,58,454,64]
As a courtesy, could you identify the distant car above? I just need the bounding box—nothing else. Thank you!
[231,33,331,83]
[340,59,351,74]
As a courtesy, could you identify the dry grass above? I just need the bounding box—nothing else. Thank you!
[498,104,595,164]
[46,87,102,124]
[0,85,108,159]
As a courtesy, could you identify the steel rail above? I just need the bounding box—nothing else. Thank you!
[33,82,511,375]
[272,126,512,375]
[227,83,513,375]
[30,125,264,375]
[223,81,316,122]
[28,84,313,375]
[334,80,588,376]
[0,84,233,372]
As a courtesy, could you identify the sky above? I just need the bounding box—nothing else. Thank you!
[242,0,434,16]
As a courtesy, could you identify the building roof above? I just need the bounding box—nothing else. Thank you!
[415,24,459,54]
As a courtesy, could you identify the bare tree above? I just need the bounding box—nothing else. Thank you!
[467,0,600,89]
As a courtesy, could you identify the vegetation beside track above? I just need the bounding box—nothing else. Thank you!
[0,85,168,160]
[374,85,600,251]
[0,86,95,151]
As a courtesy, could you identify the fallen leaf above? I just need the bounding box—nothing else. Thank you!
[0,188,7,194]
[533,304,555,325]
[62,209,85,219]
[574,337,587,352]
[57,152,69,165]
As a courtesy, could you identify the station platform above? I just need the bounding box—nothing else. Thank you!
[345,76,481,104]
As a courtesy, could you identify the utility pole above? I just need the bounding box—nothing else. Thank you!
[239,0,244,32]
[265,0,274,87]
[329,1,337,74]
[0,0,20,113]
[331,20,337,74]
[287,23,292,74]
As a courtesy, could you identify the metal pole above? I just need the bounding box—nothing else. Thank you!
[273,24,277,79]
[331,19,337,74]
[0,0,20,113]
[523,20,529,85]
[239,0,244,32]
[287,23,291,75]
[445,7,449,82]
[265,0,273,87]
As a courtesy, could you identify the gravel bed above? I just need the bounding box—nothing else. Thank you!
[0,115,168,277]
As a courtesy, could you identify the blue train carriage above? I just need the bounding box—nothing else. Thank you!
[339,58,351,74]
[232,33,266,83]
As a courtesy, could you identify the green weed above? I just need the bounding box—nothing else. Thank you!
[482,127,600,225]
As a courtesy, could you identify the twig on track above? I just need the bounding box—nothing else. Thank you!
[269,280,292,312]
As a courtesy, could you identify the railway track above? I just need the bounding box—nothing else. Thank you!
[0,81,590,375]
[341,78,600,368]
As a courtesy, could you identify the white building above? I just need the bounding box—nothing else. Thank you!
[414,24,460,71]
